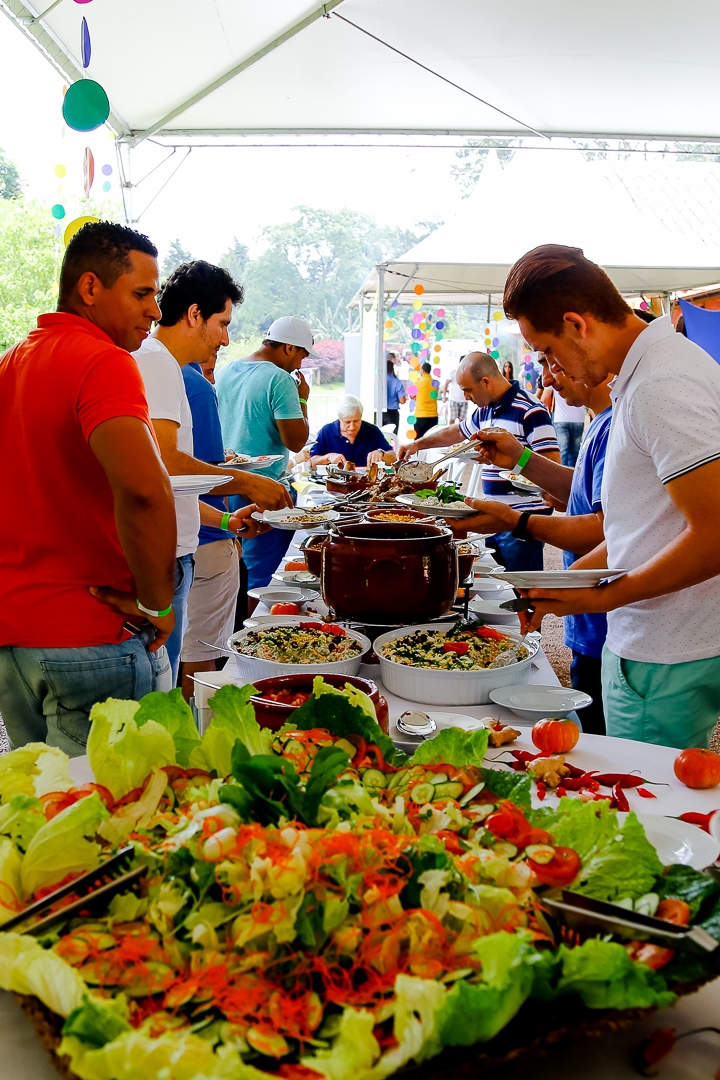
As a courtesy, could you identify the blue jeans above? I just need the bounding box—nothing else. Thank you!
[555,422,585,468]
[166,553,195,686]
[486,531,544,572]
[0,628,170,756]
[229,491,296,590]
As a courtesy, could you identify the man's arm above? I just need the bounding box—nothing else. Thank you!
[198,501,266,539]
[152,418,292,509]
[88,417,176,649]
[276,370,311,452]
[397,422,465,461]
[456,501,604,556]
[522,459,720,630]
[471,429,573,502]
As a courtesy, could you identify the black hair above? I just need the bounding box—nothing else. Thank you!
[635,308,657,324]
[387,357,396,373]
[262,339,286,349]
[158,260,243,326]
[421,362,432,374]
[58,221,158,304]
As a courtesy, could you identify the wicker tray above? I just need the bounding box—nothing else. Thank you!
[14,972,720,1080]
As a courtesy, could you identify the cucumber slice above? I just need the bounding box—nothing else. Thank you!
[493,842,518,858]
[634,893,659,918]
[525,844,555,865]
[429,773,449,786]
[387,768,409,791]
[410,782,435,805]
[284,739,305,755]
[335,738,356,759]
[459,781,485,806]
[362,768,386,790]
[433,781,464,800]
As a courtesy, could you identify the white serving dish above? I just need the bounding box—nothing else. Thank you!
[466,598,520,624]
[246,587,315,605]
[373,623,538,706]
[225,454,284,472]
[633,814,719,871]
[228,620,371,679]
[472,577,515,598]
[272,571,321,589]
[488,684,592,721]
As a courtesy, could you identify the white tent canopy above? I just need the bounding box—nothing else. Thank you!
[4,0,720,143]
[357,152,720,301]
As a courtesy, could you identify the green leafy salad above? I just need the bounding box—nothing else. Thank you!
[0,679,716,1080]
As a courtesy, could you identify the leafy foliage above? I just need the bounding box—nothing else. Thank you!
[0,198,58,350]
[161,237,194,281]
[0,147,22,199]
[451,140,517,197]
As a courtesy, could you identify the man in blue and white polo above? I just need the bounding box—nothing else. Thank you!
[399,352,559,571]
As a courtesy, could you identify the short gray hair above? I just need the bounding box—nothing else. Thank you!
[337,394,363,419]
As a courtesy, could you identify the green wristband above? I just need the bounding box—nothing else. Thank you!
[136,599,173,619]
[299,397,307,405]
[220,511,231,531]
[516,447,533,473]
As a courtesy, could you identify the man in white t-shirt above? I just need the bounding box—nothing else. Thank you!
[549,386,586,467]
[443,363,468,423]
[498,243,720,748]
[134,261,291,682]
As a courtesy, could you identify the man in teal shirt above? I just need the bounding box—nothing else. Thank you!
[216,316,317,588]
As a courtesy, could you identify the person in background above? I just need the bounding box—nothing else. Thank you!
[311,395,397,468]
[399,352,559,571]
[199,357,216,383]
[458,357,612,735]
[442,358,468,424]
[383,356,406,433]
[0,222,177,753]
[547,380,586,467]
[134,261,285,682]
[503,243,720,749]
[414,361,439,437]
[215,316,314,592]
[502,360,514,381]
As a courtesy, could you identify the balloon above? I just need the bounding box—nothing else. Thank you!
[63,215,98,246]
[412,312,421,324]
[81,17,91,68]
[435,320,445,330]
[491,350,500,360]
[101,163,113,176]
[412,299,422,310]
[406,429,416,439]
[83,147,95,197]
[493,311,502,321]
[51,203,66,219]
[492,337,499,347]
[433,367,441,376]
[54,164,67,178]
[62,79,110,131]
[437,308,445,317]
[102,180,111,192]
[407,383,418,397]
[413,283,425,295]
[430,390,439,399]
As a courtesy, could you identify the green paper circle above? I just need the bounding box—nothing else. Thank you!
[435,331,444,340]
[410,342,421,353]
[62,79,110,132]
[51,203,66,219]
[102,180,111,192]
[490,350,500,360]
[430,390,439,399]
[407,414,416,425]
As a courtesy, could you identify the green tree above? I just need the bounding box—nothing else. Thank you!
[161,238,194,280]
[451,139,518,196]
[0,198,58,350]
[219,237,249,282]
[0,148,22,200]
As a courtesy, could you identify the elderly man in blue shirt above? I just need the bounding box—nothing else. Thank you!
[310,395,397,468]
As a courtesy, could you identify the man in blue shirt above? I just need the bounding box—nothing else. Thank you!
[311,395,396,468]
[382,356,407,433]
[455,359,612,734]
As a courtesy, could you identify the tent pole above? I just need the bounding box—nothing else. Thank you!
[375,264,387,425]
[115,140,134,225]
[486,293,491,322]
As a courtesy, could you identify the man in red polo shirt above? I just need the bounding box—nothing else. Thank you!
[0,222,177,754]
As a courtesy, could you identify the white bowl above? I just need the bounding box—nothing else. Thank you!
[374,623,538,706]
[228,620,371,679]
[246,587,314,605]
[488,684,592,721]
[472,577,515,598]
[632,814,719,871]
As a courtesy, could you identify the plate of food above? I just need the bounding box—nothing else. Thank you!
[499,469,543,494]
[490,568,629,589]
[251,508,340,530]
[224,453,284,471]
[397,482,478,518]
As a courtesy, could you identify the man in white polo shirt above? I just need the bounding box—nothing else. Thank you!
[500,243,720,749]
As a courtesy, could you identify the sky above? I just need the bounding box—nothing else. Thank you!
[0,14,467,264]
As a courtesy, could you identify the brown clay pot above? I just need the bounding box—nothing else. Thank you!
[300,534,327,577]
[457,544,475,582]
[321,522,458,625]
[249,672,389,733]
[326,476,370,494]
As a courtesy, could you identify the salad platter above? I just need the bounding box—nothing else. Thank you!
[1,684,719,1080]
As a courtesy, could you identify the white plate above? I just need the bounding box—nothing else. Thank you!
[225,454,284,472]
[247,587,316,605]
[272,571,321,589]
[472,577,515,598]
[170,473,234,496]
[634,813,719,870]
[396,494,478,518]
[490,569,628,589]
[252,508,340,530]
[488,684,592,721]
[467,598,521,624]
[499,470,543,494]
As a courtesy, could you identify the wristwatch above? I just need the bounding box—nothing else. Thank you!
[510,510,535,543]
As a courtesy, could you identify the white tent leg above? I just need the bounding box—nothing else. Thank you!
[374,263,387,424]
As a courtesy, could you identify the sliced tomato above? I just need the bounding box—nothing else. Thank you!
[73,783,116,811]
[39,790,81,820]
[436,830,466,855]
[443,641,469,654]
[527,846,581,887]
[474,626,506,641]
[321,623,346,636]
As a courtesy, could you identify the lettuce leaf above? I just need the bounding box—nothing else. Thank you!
[410,727,488,768]
[302,1008,379,1080]
[20,791,109,898]
[133,688,201,767]
[531,797,662,901]
[0,932,86,1016]
[553,939,675,1010]
[480,767,532,809]
[0,743,73,802]
[655,864,720,918]
[189,684,272,776]
[0,794,46,853]
[87,698,176,799]
[436,931,535,1045]
[0,837,23,924]
[62,995,131,1049]
[291,680,408,767]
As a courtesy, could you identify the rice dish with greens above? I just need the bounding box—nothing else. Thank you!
[380,624,526,670]
[237,624,363,664]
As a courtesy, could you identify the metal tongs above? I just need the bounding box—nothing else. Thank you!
[2,846,145,937]
[542,890,719,955]
[430,437,481,467]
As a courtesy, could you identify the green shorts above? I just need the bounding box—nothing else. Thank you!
[602,645,720,749]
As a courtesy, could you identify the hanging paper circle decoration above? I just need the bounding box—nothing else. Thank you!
[485,327,491,334]
[62,79,110,132]
[101,163,112,176]
[81,17,91,68]
[407,383,418,397]
[420,349,428,358]
[406,429,416,439]
[384,319,394,329]
[493,311,502,321]
[412,299,422,310]
[431,379,440,388]
[54,223,63,238]
[54,164,67,178]
[51,203,66,219]
[437,308,445,317]
[412,313,422,324]
[639,301,649,311]
[435,332,444,341]
[490,350,500,360]
[73,0,95,4]
[383,332,391,341]
[407,415,417,425]
[413,284,425,295]
[430,390,439,400]
[435,320,445,330]
[410,343,421,355]
[434,344,442,352]
[411,329,422,340]
[63,214,98,247]
[83,147,95,197]
[492,337,499,347]
[433,367,441,376]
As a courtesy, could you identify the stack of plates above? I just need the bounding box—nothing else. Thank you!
[490,569,628,589]
[170,474,233,497]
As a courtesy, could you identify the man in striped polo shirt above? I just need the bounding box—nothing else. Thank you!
[399,352,559,570]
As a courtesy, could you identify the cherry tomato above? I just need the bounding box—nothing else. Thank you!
[532,717,580,754]
[656,898,691,925]
[527,846,580,887]
[673,748,720,789]
[436,830,466,855]
[270,603,301,615]
[284,561,308,572]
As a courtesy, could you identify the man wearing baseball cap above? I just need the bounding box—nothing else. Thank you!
[216,316,317,598]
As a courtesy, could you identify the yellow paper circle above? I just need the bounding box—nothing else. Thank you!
[63,215,99,247]
[54,164,67,178]
[493,311,502,321]
[409,370,419,382]
[412,299,423,310]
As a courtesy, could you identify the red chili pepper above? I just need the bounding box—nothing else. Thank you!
[537,783,546,802]
[561,761,591,779]
[636,787,658,799]
[678,811,717,833]
[443,641,470,654]
[611,782,630,812]
[365,743,387,769]
[561,775,595,791]
[592,772,651,788]
[557,786,566,797]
